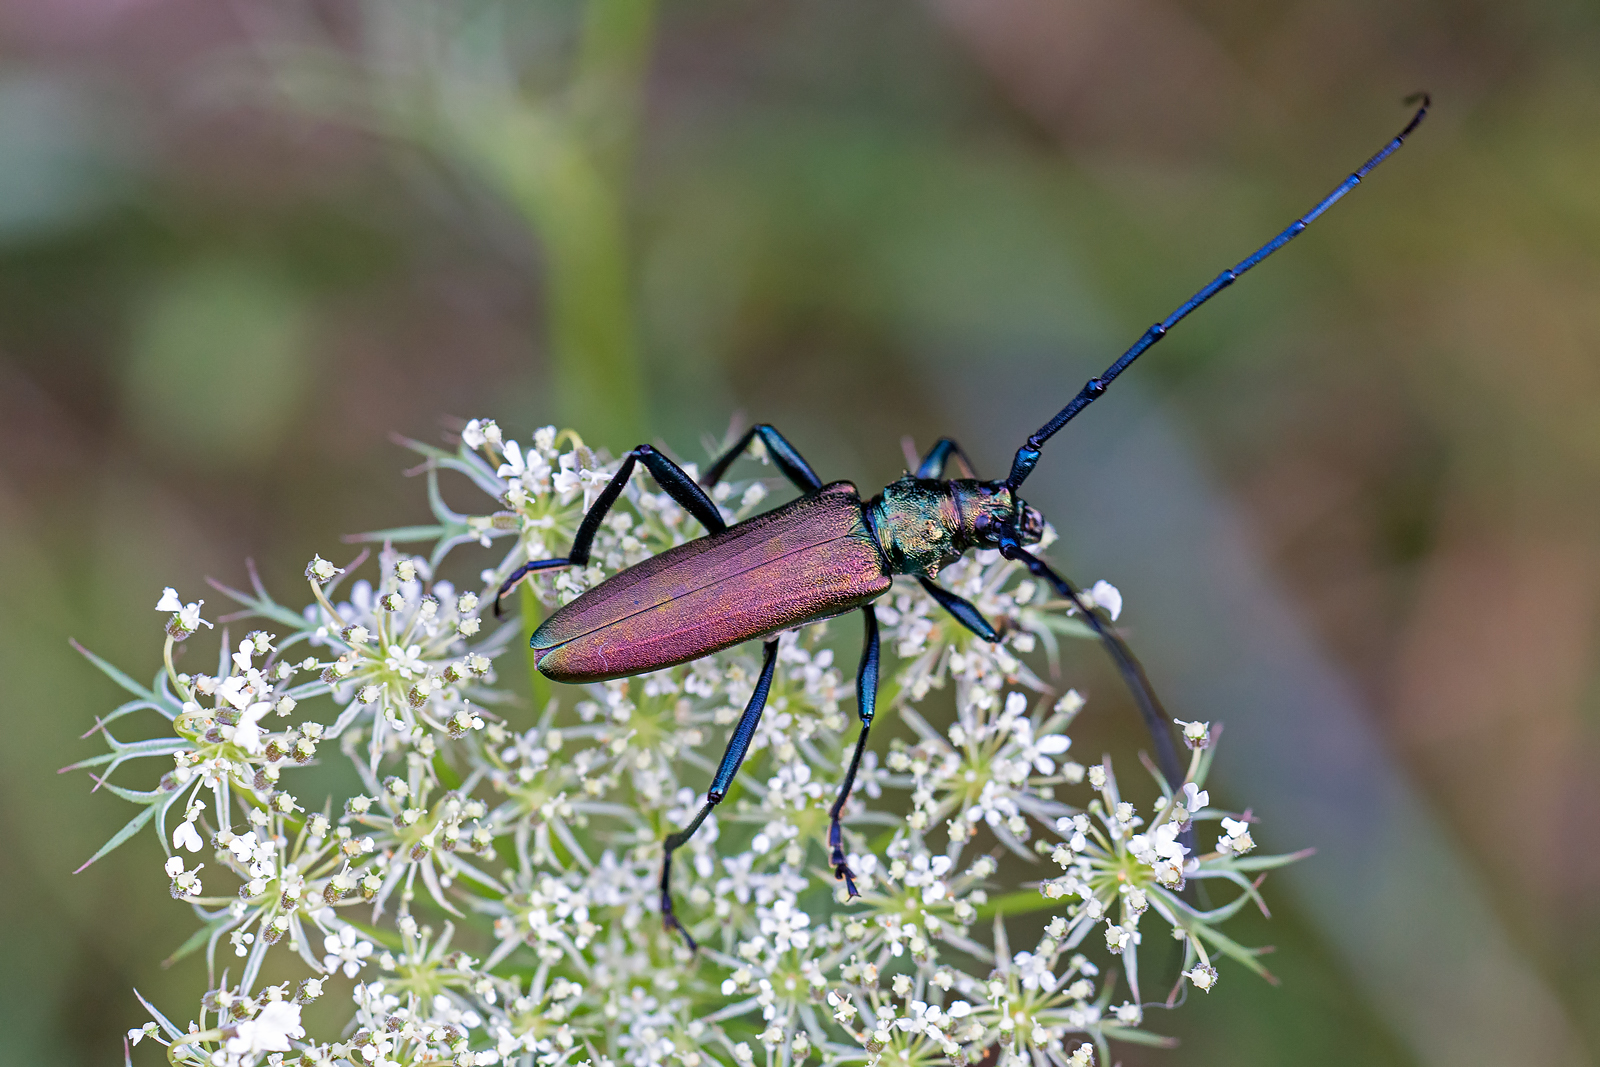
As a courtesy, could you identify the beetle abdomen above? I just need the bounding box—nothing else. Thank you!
[532,482,891,682]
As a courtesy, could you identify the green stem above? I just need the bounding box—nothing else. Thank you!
[454,0,656,452]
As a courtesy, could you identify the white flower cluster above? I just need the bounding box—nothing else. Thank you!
[79,422,1302,1067]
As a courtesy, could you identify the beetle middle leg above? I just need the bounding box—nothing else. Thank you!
[494,444,728,614]
[825,604,881,896]
[912,437,1005,641]
[660,638,781,950]
[916,576,1001,642]
[912,437,978,480]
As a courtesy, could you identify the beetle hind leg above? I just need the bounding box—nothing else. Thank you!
[659,801,716,951]
[659,639,781,948]
[826,605,881,897]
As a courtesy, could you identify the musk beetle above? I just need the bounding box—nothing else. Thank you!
[495,97,1430,947]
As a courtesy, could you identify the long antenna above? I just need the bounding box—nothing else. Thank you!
[1004,93,1431,491]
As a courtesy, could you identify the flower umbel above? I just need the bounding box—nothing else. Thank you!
[76,422,1304,1067]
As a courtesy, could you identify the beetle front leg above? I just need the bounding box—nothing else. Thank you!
[494,444,729,616]
[917,576,1001,642]
[660,638,780,950]
[827,605,881,897]
[994,530,1185,795]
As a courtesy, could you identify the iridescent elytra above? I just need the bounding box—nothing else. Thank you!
[494,97,1430,949]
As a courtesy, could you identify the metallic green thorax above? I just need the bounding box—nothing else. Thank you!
[866,477,1044,579]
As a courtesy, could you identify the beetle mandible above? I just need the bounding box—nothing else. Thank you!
[495,96,1430,947]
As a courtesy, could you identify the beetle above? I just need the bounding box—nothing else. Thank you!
[495,97,1429,947]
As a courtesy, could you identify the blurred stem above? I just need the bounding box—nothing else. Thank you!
[458,0,655,452]
[268,0,657,449]
[574,0,658,184]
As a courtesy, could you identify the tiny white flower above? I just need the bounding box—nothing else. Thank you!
[552,453,583,498]
[306,555,341,582]
[385,644,425,679]
[1184,964,1218,991]
[1218,816,1256,855]
[497,440,527,479]
[173,819,204,853]
[1182,782,1209,812]
[216,675,253,710]
[322,926,373,978]
[1089,579,1122,620]
[175,599,209,631]
[157,588,212,635]
[225,1001,304,1058]
[462,419,495,449]
[1175,718,1211,748]
[232,702,273,754]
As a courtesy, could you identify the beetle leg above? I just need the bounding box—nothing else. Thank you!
[703,424,824,494]
[632,444,727,536]
[493,444,727,617]
[916,576,1000,642]
[660,638,781,949]
[993,531,1185,796]
[826,605,881,896]
[995,532,1203,864]
[659,800,715,950]
[913,437,978,480]
[492,558,578,616]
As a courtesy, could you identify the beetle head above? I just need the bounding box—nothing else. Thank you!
[954,481,1046,550]
[1014,497,1045,545]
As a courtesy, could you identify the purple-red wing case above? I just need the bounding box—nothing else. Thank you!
[532,482,890,682]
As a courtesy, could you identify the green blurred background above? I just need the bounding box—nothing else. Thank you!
[3,0,1598,1064]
